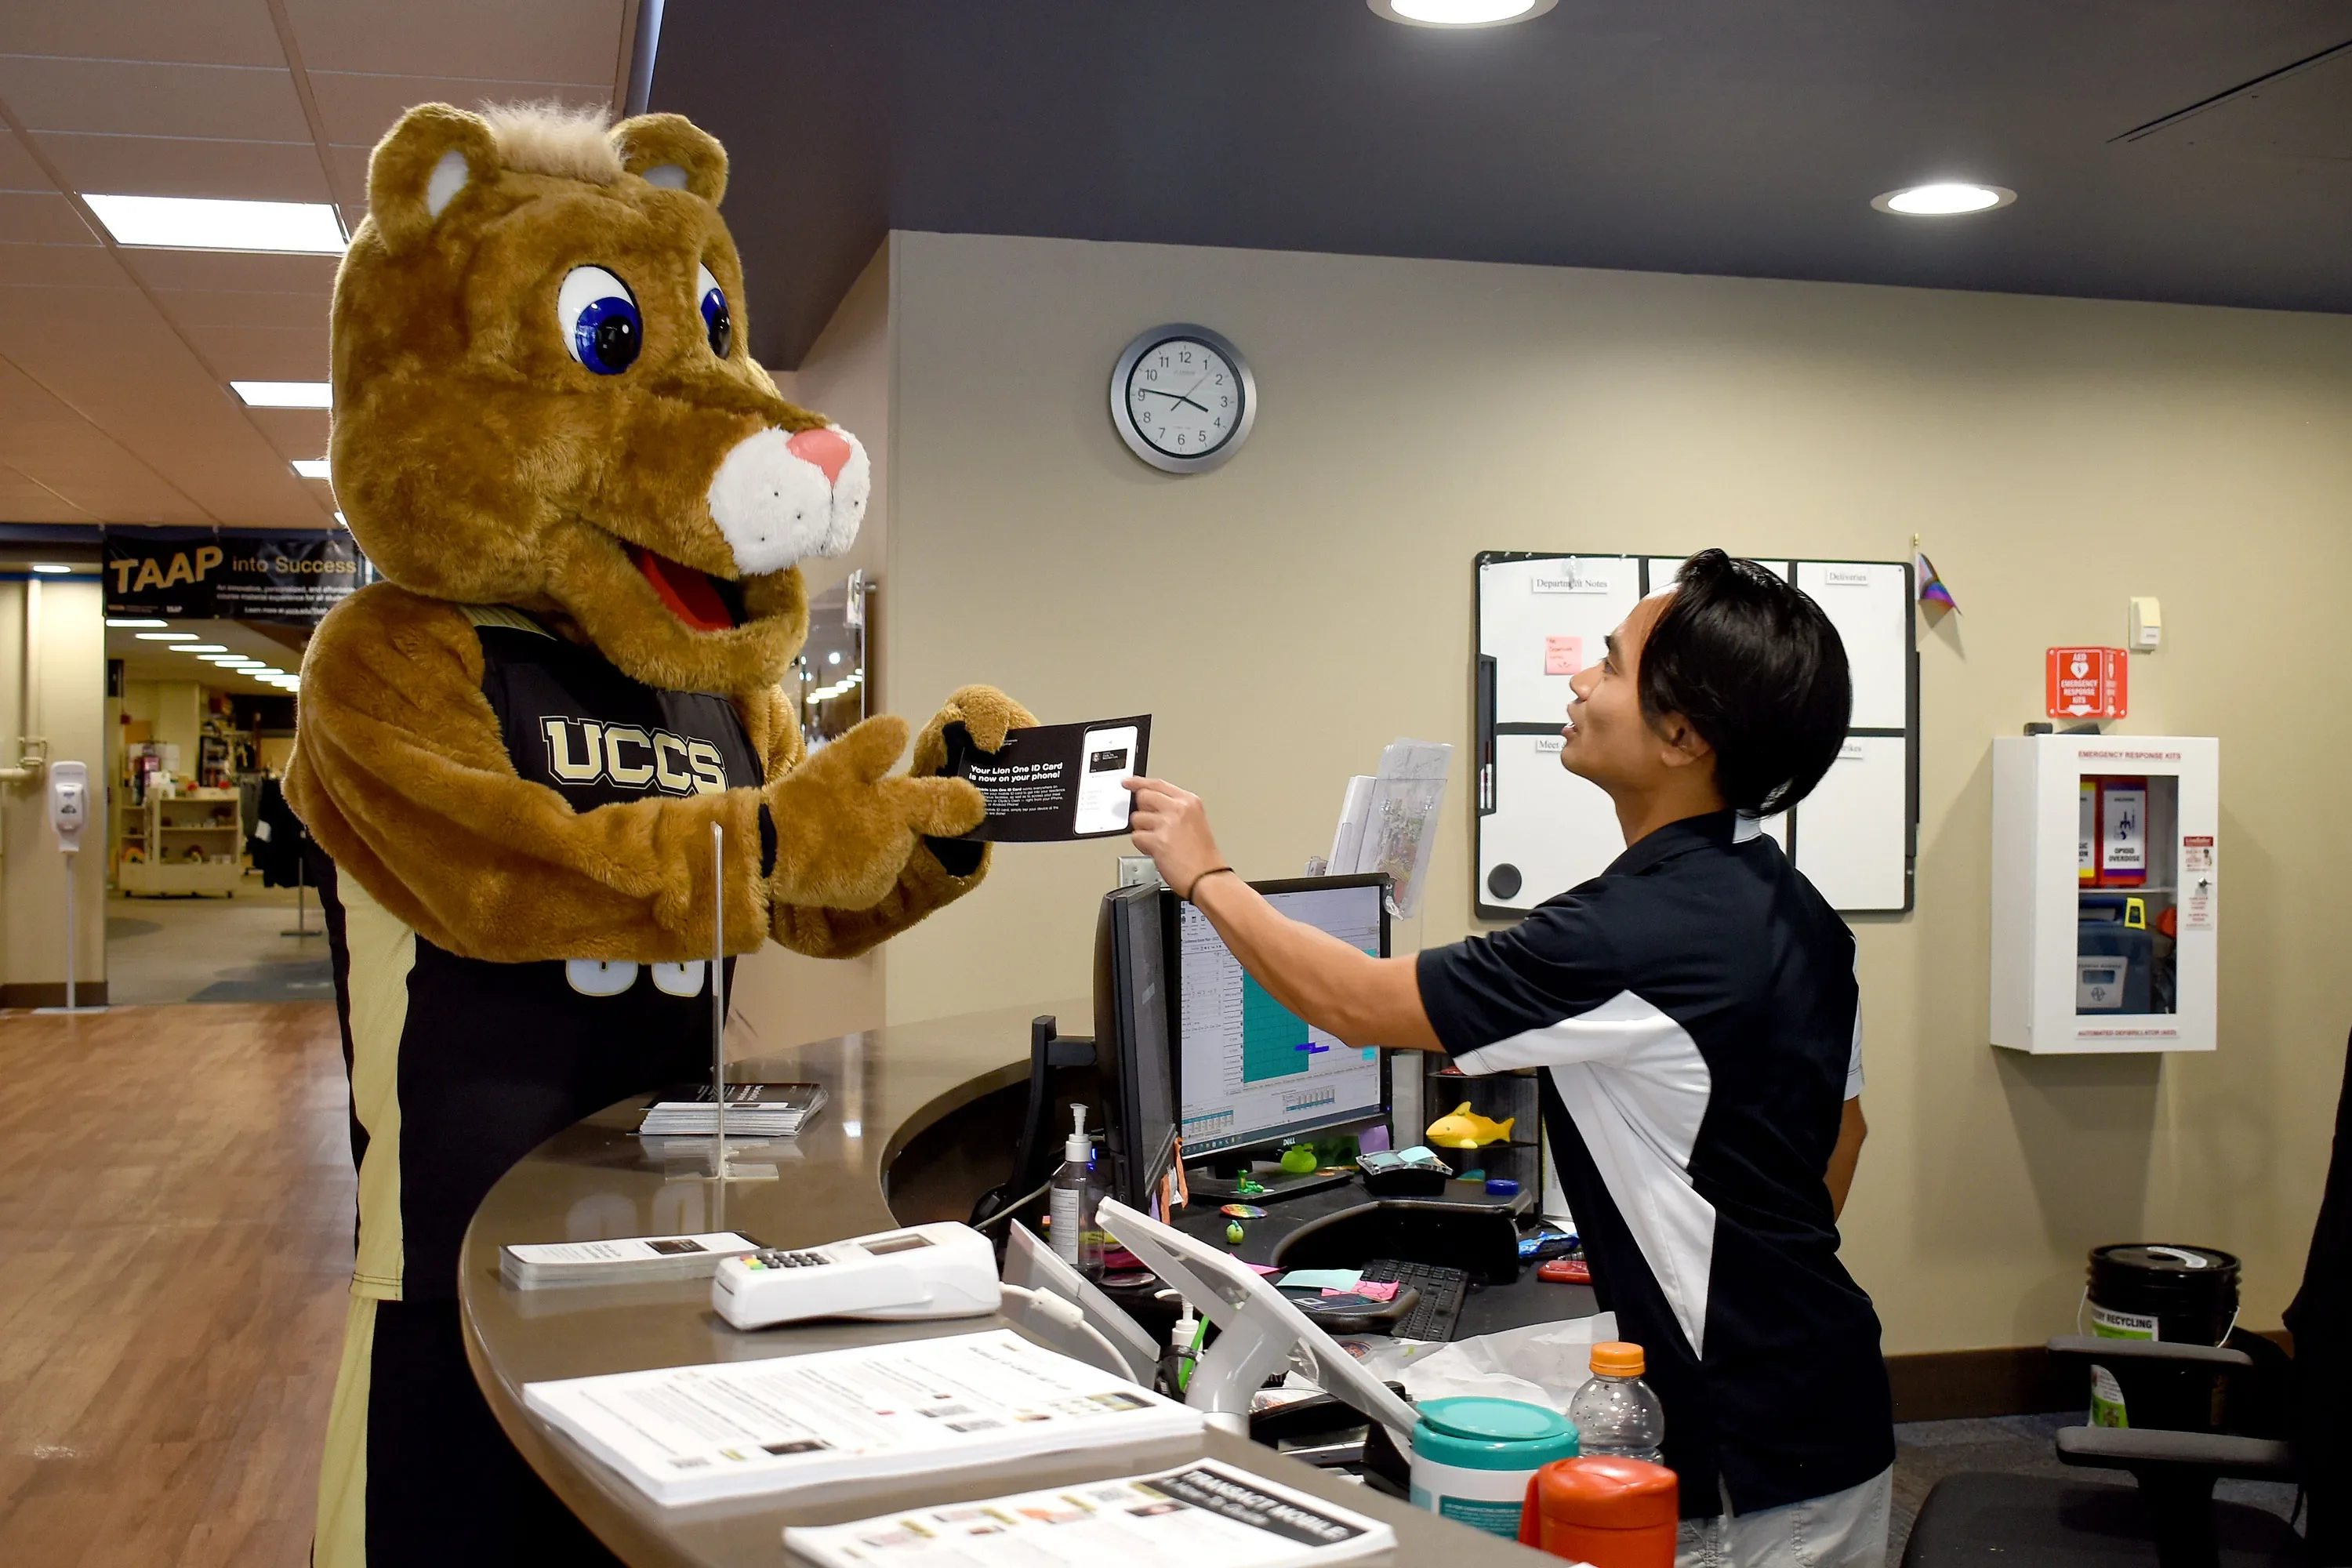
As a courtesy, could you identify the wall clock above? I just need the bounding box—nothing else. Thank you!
[1109,323,1256,474]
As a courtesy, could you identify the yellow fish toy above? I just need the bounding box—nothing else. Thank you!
[1426,1102,1515,1149]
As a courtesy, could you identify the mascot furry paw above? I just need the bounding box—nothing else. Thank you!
[288,103,1029,1568]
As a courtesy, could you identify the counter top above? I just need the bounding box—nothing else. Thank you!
[458,1000,1557,1566]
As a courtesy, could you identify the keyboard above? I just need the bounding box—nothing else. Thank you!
[1361,1258,1469,1343]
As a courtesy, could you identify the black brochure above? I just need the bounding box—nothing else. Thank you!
[946,715,1152,842]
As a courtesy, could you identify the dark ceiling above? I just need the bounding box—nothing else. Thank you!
[651,1,2352,368]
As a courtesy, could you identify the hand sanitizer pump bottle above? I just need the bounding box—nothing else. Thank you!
[1050,1105,1105,1277]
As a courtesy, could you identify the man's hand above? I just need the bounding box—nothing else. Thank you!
[1124,776,1227,899]
[767,715,983,910]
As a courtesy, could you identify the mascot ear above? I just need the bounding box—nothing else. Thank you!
[368,103,501,251]
[611,113,728,206]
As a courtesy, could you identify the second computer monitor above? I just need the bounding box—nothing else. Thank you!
[1172,874,1391,1160]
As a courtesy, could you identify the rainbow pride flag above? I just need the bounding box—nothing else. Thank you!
[1915,550,1959,614]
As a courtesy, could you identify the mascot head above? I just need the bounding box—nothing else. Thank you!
[329,102,863,692]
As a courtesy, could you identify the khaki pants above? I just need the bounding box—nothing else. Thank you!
[1675,1466,1893,1568]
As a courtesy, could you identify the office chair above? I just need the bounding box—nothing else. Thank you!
[1902,1029,2351,1568]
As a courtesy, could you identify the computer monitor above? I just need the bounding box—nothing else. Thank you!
[1169,873,1392,1161]
[1092,883,1180,1208]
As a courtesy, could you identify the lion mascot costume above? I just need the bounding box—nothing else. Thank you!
[286,102,1028,1567]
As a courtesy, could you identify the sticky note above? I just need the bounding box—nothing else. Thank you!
[1544,635,1583,676]
[1330,1279,1400,1302]
[1277,1269,1363,1291]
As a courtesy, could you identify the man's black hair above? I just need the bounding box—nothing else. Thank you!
[1639,550,1852,816]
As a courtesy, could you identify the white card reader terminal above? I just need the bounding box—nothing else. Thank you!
[712,1221,1000,1330]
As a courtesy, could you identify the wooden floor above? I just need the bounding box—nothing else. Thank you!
[0,1002,353,1566]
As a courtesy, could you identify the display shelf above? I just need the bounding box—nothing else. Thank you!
[120,789,245,898]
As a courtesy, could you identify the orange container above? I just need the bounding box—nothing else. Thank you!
[1519,1454,1679,1566]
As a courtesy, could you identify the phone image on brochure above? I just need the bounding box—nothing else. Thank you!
[1073,725,1140,835]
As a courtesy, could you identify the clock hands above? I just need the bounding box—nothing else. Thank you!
[1135,383,1210,414]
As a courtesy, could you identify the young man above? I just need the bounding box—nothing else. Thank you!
[1125,550,1891,1568]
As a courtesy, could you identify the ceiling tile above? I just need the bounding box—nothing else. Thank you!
[285,0,626,85]
[0,285,326,524]
[0,128,56,192]
[34,132,332,204]
[3,0,286,68]
[0,244,132,289]
[0,191,99,245]
[181,321,328,380]
[0,462,96,523]
[310,71,612,149]
[0,56,310,142]
[242,406,329,456]
[0,353,207,523]
[147,287,328,331]
[113,248,337,295]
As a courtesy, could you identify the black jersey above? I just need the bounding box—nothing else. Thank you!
[1417,811,1891,1518]
[317,605,765,1301]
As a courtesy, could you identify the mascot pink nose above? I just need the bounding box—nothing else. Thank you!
[786,426,854,486]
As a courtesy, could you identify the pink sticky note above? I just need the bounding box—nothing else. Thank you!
[1327,1280,1401,1301]
[1544,635,1583,676]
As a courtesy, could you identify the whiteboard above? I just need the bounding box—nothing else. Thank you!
[1478,555,1642,724]
[1475,552,1915,918]
[1791,736,1910,910]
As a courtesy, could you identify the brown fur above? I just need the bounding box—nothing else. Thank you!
[289,104,1029,963]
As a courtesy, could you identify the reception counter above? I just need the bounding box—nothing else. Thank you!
[458,1000,1558,1565]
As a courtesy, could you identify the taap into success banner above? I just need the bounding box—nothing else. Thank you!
[106,527,370,626]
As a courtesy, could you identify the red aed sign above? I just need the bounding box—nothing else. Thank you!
[2047,646,2129,720]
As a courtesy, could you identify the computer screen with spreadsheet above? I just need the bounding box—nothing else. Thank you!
[1172,875,1391,1159]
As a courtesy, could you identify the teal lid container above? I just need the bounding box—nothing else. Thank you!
[1410,1396,1579,1469]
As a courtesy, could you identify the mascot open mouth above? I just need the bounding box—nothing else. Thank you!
[628,543,748,632]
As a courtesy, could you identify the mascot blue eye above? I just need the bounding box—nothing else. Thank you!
[696,262,731,358]
[557,265,641,375]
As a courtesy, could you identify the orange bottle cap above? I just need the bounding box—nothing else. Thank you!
[1589,1341,1645,1377]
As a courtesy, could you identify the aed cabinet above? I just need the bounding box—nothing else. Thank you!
[1991,735,2218,1054]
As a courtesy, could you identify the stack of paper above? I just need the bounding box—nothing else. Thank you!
[523,1329,1205,1505]
[499,1232,762,1290]
[637,1081,827,1138]
[786,1458,1395,1567]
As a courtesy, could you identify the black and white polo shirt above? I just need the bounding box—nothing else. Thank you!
[1417,811,1893,1518]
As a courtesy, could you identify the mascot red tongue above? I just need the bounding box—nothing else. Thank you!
[285,100,1031,1567]
[630,543,734,630]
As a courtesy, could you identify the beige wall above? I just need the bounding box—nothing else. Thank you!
[861,229,2352,1354]
[726,241,896,1059]
[1,577,108,996]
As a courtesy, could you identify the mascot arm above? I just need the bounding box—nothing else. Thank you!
[284,589,771,962]
[763,684,1034,960]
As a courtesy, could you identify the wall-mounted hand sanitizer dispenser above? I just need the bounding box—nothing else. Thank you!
[48,760,89,854]
[1991,735,2216,1054]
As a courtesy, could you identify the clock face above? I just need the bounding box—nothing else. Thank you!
[1124,336,1243,460]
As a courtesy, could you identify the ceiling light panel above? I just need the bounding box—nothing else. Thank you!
[232,380,332,408]
[109,619,168,629]
[1369,0,1556,26]
[136,631,195,641]
[291,458,332,479]
[1873,183,2016,216]
[84,195,346,254]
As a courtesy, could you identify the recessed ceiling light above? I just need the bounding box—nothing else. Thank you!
[172,644,228,654]
[109,618,168,628]
[30,562,74,574]
[292,458,332,480]
[232,380,332,409]
[1872,183,2016,216]
[84,194,345,254]
[1369,0,1555,26]
[136,630,195,641]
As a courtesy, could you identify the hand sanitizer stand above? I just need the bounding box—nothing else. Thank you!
[36,760,105,1014]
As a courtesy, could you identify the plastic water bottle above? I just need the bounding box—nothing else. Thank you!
[1048,1105,1104,1277]
[1568,1341,1665,1463]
